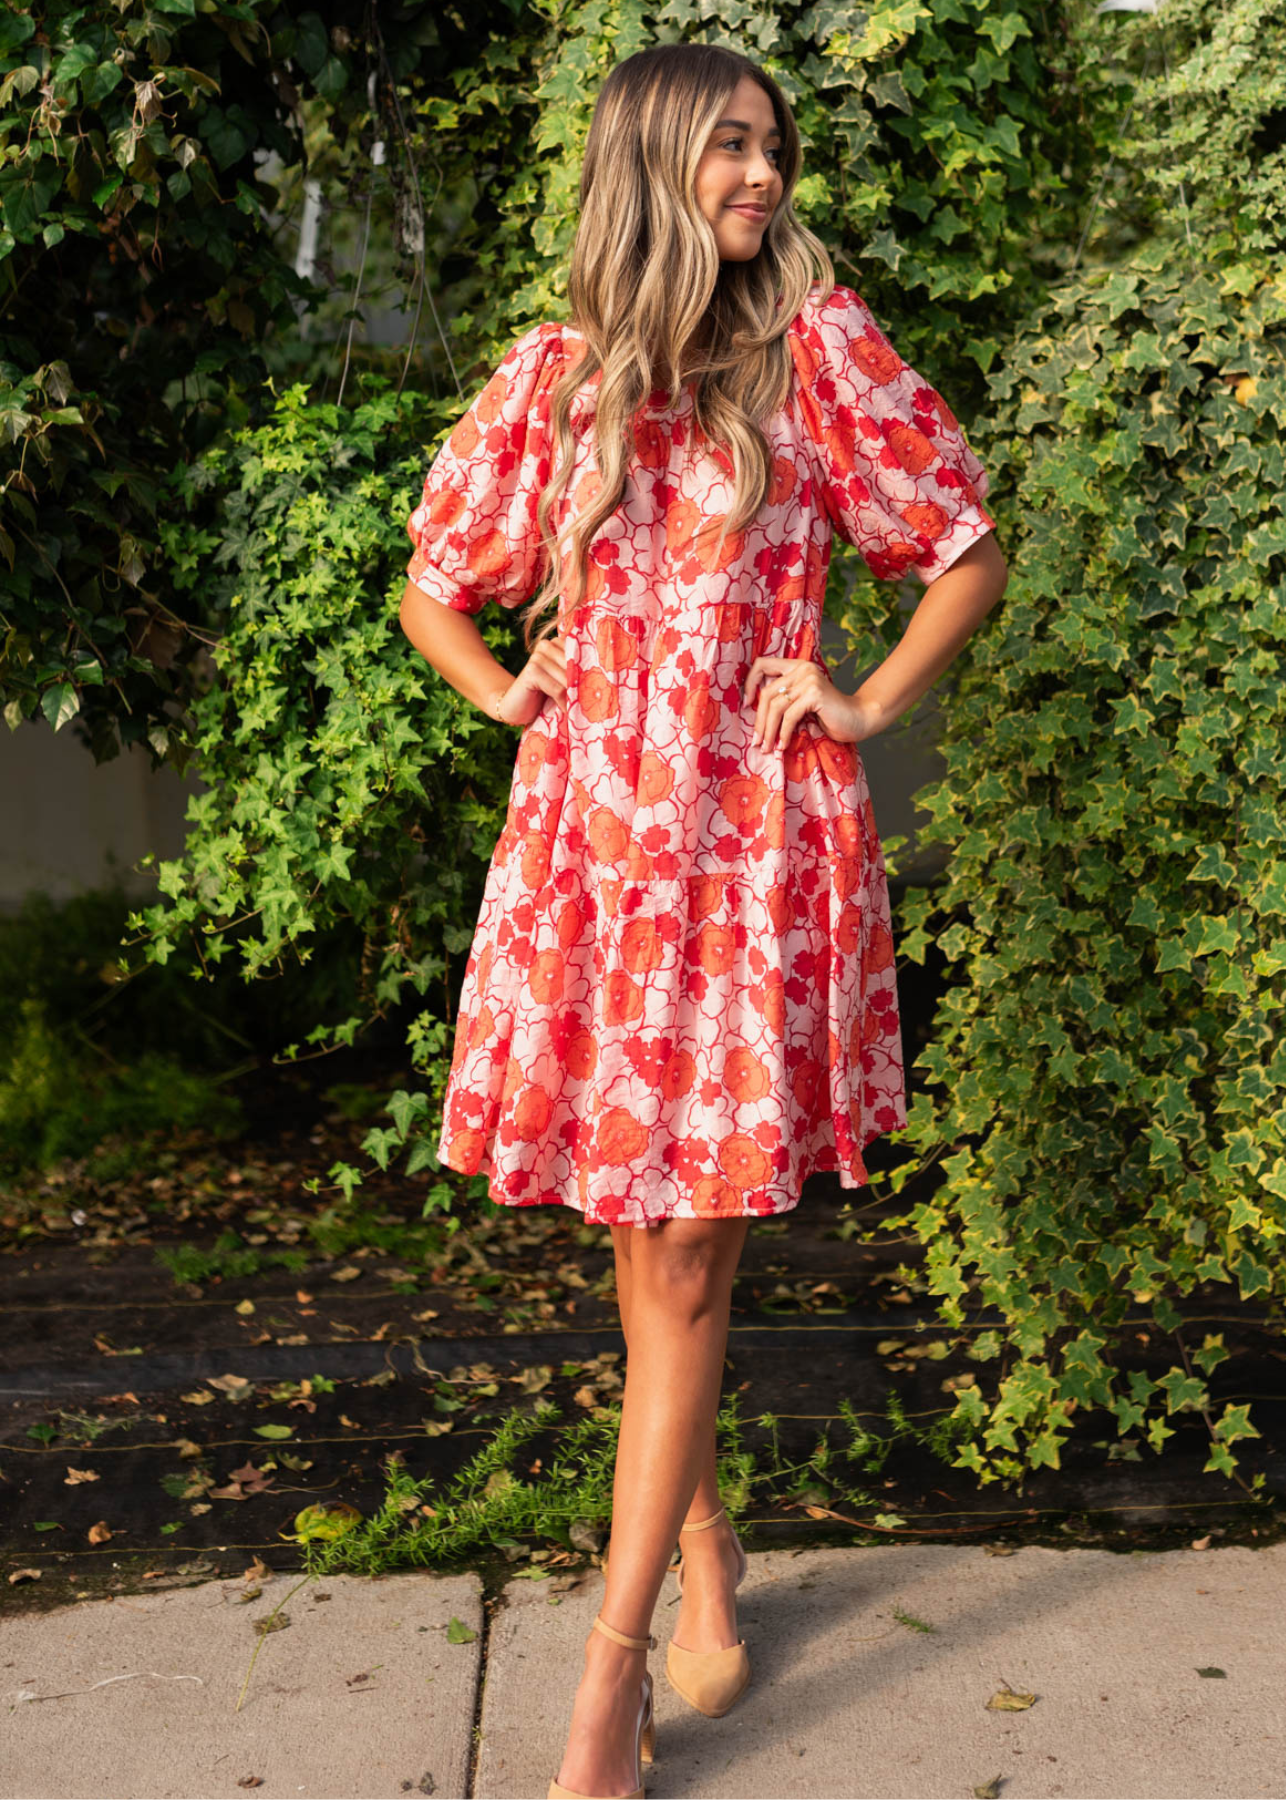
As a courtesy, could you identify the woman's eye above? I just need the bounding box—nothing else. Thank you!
[720,138,780,162]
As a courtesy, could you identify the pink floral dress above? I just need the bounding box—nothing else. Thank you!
[405,282,994,1228]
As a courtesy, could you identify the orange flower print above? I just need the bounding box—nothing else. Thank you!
[423,486,468,532]
[598,1106,649,1165]
[683,683,721,742]
[513,1083,554,1141]
[587,806,630,865]
[466,526,510,582]
[719,773,768,832]
[520,830,551,890]
[886,418,937,478]
[866,917,895,974]
[783,733,819,785]
[834,901,863,956]
[596,616,639,672]
[665,494,702,560]
[448,412,482,458]
[580,666,620,724]
[929,388,961,434]
[691,1174,744,1217]
[474,366,514,426]
[661,1049,698,1099]
[689,513,745,574]
[637,751,675,805]
[448,1125,486,1168]
[790,1058,825,1109]
[848,326,901,386]
[717,1133,771,1190]
[768,455,798,507]
[831,810,862,858]
[603,969,646,1025]
[762,789,786,850]
[416,285,985,1223]
[693,922,735,976]
[527,947,565,1005]
[620,915,664,975]
[725,1046,771,1103]
[556,898,587,949]
[689,874,725,923]
[815,735,856,786]
[766,883,792,935]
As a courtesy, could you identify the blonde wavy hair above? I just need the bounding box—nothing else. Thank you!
[519,41,836,649]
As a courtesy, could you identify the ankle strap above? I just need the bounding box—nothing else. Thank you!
[594,1612,656,1651]
[679,1506,727,1533]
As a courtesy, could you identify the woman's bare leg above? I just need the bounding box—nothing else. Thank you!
[552,1215,749,1797]
[613,1223,746,1654]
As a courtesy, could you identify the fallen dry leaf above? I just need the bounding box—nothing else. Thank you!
[243,1556,270,1583]
[63,1468,101,1485]
[180,1390,215,1407]
[1191,1535,1212,1551]
[207,1374,253,1402]
[226,1461,276,1495]
[985,1682,1036,1712]
[234,1300,256,1316]
[972,1779,1004,1799]
[8,1568,43,1584]
[87,1521,113,1545]
[331,1267,361,1283]
[174,1438,204,1460]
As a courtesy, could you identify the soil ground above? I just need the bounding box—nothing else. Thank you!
[3,988,1285,1620]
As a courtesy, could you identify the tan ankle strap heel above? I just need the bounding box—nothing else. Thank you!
[593,1612,657,1652]
[679,1506,727,1533]
[666,1504,751,1718]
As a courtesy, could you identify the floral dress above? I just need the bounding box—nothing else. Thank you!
[405,282,994,1228]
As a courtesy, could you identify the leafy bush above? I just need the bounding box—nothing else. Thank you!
[891,249,1284,1486]
[130,377,524,1207]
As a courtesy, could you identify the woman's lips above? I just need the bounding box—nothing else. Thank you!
[727,205,767,218]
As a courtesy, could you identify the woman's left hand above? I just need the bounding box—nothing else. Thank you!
[744,655,880,751]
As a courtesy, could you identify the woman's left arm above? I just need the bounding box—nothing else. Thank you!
[845,531,1009,737]
[746,533,1008,750]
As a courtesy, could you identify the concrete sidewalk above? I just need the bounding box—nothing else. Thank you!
[3,1543,1282,1800]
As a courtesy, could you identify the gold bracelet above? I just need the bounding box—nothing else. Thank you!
[486,686,511,723]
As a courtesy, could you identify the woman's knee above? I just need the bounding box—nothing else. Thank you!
[632,1218,744,1306]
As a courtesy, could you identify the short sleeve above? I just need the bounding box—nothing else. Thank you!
[792,284,996,584]
[405,321,566,614]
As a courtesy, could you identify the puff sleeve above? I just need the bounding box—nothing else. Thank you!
[793,284,996,584]
[404,321,566,614]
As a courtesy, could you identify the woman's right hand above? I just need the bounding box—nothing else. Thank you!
[494,633,569,727]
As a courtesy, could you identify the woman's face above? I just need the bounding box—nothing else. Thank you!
[693,73,784,262]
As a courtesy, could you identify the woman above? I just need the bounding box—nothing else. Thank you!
[399,40,1008,1800]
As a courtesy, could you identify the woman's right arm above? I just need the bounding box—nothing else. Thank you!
[399,579,568,727]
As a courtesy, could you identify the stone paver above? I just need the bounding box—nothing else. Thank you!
[478,1544,1285,1799]
[2,1568,483,1800]
[4,1545,1283,1799]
